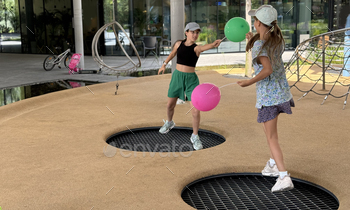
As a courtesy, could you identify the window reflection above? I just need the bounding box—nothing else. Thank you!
[336,0,350,30]
[104,0,131,55]
[133,0,163,37]
[103,0,170,56]
[185,0,246,54]
[0,0,21,53]
[17,0,72,54]
[82,1,98,55]
[45,0,73,54]
[0,81,95,107]
[1,0,349,55]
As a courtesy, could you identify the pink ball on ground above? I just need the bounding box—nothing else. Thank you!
[191,83,221,112]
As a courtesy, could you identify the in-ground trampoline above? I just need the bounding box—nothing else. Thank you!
[106,127,339,209]
[106,127,226,152]
[181,173,339,210]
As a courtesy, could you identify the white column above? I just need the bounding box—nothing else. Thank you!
[170,0,185,73]
[245,0,252,77]
[73,0,84,69]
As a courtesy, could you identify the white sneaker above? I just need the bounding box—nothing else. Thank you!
[159,120,175,134]
[262,161,279,177]
[176,98,186,104]
[190,134,203,150]
[271,174,294,193]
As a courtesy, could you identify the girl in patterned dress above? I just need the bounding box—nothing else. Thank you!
[237,5,294,192]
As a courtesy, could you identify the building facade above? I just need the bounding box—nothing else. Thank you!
[0,0,349,55]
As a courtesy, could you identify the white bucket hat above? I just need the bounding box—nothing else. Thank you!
[248,5,277,26]
[184,22,201,32]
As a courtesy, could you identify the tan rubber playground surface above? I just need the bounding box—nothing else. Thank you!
[0,71,349,209]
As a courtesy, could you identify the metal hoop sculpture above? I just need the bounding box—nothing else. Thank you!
[92,21,141,73]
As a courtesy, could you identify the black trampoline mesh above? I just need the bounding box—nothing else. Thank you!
[182,173,339,210]
[106,127,225,152]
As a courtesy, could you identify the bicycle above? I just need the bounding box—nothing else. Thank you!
[43,45,73,71]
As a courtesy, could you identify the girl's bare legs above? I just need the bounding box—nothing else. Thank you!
[189,102,200,135]
[264,116,294,192]
[263,116,286,172]
[188,101,202,150]
[167,97,178,122]
[262,124,276,161]
[159,97,178,134]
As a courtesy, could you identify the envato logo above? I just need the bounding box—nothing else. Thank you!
[103,140,194,158]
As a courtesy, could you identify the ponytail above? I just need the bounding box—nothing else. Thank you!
[246,34,260,52]
[265,21,285,65]
[246,20,285,66]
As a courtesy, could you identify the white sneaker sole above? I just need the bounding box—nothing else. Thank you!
[272,185,294,193]
[159,124,175,134]
[262,172,279,177]
[190,139,203,150]
[193,145,203,150]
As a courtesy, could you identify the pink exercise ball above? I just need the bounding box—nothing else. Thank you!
[191,83,221,112]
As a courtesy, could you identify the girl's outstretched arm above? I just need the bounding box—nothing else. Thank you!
[194,39,222,56]
[158,41,181,75]
[237,56,273,87]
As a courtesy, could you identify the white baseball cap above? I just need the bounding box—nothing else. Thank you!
[248,5,277,26]
[184,22,201,32]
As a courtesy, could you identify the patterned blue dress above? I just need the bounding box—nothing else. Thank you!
[251,40,294,123]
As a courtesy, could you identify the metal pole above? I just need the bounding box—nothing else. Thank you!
[112,0,115,55]
[4,2,7,29]
[245,0,252,77]
[0,33,2,53]
[322,35,325,90]
[216,1,219,53]
[297,54,299,79]
[112,0,115,21]
[170,0,185,73]
[73,0,85,69]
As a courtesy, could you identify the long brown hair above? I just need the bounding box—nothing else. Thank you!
[246,17,285,65]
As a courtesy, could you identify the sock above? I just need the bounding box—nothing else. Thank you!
[269,158,276,167]
[279,171,288,179]
[192,133,197,138]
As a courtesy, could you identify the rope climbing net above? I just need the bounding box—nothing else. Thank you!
[285,27,350,109]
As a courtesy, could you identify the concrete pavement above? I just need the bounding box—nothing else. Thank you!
[0,51,295,89]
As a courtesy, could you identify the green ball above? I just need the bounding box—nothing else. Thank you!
[224,17,250,42]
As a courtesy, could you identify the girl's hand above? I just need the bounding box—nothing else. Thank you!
[237,80,251,87]
[212,39,222,48]
[246,32,253,41]
[197,39,222,55]
[158,65,166,75]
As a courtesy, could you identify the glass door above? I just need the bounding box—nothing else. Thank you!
[0,0,21,53]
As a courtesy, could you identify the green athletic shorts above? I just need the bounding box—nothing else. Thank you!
[168,69,199,101]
